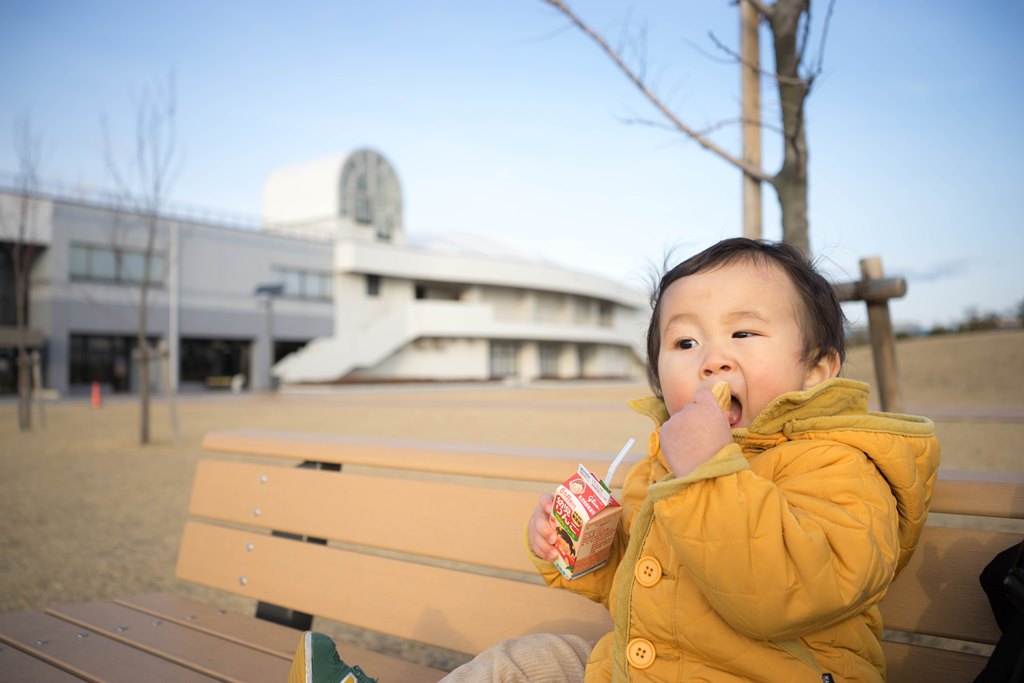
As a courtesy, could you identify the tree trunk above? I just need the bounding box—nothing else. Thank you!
[772,170,808,254]
[137,211,157,445]
[767,0,811,255]
[17,353,31,430]
[104,73,178,445]
[13,237,32,431]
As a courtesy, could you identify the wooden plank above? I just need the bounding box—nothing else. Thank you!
[880,526,1020,644]
[0,642,88,682]
[48,601,290,683]
[201,430,637,487]
[882,640,988,683]
[176,522,613,655]
[115,594,299,658]
[188,460,542,573]
[118,593,447,682]
[930,471,1024,518]
[832,276,906,304]
[0,610,217,683]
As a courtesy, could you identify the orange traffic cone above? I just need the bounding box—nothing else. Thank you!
[91,381,102,408]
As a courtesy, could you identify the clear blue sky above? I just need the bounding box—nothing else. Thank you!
[2,1,1022,329]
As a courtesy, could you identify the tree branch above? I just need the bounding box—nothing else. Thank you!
[622,114,785,139]
[706,30,807,86]
[541,0,773,184]
[813,0,838,78]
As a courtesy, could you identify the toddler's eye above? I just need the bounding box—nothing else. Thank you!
[676,338,696,350]
[733,331,755,339]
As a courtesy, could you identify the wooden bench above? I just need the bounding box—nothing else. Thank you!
[2,429,1020,682]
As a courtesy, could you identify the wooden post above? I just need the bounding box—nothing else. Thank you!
[860,257,903,413]
[740,0,762,240]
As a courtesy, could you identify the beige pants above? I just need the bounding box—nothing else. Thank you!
[441,634,592,683]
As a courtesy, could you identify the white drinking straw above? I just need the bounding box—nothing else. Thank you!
[605,437,636,485]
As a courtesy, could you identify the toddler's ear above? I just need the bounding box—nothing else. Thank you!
[802,350,841,390]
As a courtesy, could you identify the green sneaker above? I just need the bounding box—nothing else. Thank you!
[288,631,377,683]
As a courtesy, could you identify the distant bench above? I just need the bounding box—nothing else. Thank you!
[0,429,1021,682]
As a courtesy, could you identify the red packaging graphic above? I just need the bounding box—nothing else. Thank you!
[550,463,622,580]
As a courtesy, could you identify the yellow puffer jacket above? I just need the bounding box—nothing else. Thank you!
[531,378,941,682]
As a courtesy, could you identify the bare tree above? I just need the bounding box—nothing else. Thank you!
[3,116,44,431]
[541,0,837,255]
[103,74,179,444]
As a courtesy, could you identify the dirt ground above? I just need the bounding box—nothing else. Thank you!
[0,329,1021,667]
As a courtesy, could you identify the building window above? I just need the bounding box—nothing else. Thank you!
[489,341,519,379]
[271,266,332,301]
[318,273,333,299]
[69,333,154,392]
[376,217,393,242]
[536,292,564,322]
[180,338,249,385]
[573,296,594,324]
[414,283,461,301]
[282,269,302,297]
[355,175,372,224]
[366,274,381,297]
[69,243,164,285]
[540,343,561,378]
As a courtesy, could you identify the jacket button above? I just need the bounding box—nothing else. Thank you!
[635,556,662,587]
[648,430,660,456]
[627,637,656,669]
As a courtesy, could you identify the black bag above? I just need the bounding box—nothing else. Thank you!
[974,540,1024,683]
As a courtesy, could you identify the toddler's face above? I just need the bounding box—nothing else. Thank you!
[656,260,837,427]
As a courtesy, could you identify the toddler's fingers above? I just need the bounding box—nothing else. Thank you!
[539,492,554,514]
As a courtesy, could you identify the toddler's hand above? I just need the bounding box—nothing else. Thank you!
[528,493,559,562]
[660,386,733,477]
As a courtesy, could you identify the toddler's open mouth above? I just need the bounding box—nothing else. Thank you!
[728,396,742,427]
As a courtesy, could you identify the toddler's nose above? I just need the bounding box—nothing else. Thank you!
[700,350,734,377]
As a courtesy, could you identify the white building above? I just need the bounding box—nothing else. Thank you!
[0,149,647,395]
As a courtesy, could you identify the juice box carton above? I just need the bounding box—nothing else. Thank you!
[550,463,622,580]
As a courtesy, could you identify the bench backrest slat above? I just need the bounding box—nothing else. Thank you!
[929,475,1024,518]
[188,460,542,574]
[201,429,635,487]
[879,525,1018,644]
[176,521,613,655]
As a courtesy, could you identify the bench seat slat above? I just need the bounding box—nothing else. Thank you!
[117,593,447,682]
[177,521,613,655]
[114,593,298,658]
[201,429,634,486]
[0,643,89,682]
[882,640,988,683]
[189,460,542,574]
[47,601,291,683]
[0,610,218,683]
[880,526,1019,644]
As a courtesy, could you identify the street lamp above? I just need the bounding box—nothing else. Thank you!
[254,283,285,391]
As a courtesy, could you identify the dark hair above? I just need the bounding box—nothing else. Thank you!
[645,238,847,397]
